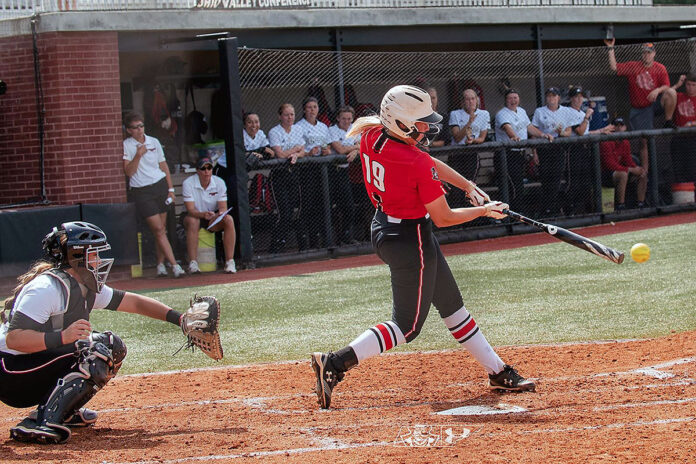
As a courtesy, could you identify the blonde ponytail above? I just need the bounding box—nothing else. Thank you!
[346,116,381,139]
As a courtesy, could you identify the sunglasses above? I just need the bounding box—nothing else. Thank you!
[128,123,145,129]
[198,165,213,171]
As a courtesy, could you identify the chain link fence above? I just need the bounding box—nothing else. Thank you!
[235,39,696,258]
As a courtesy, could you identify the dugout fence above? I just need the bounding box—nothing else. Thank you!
[229,39,696,264]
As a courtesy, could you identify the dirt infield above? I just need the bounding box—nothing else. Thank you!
[2,330,695,463]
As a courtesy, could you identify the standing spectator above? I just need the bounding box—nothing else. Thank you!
[564,86,614,214]
[241,112,275,169]
[122,112,184,278]
[268,103,306,253]
[670,73,696,186]
[600,118,647,210]
[425,86,450,149]
[449,89,490,177]
[296,97,332,249]
[328,106,360,244]
[532,87,574,216]
[182,157,237,274]
[494,88,551,207]
[605,39,678,172]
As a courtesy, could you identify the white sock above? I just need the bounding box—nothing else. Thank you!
[443,306,505,375]
[349,321,406,362]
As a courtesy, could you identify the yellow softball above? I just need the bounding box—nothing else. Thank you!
[630,243,650,263]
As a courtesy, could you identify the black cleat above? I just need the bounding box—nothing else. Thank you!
[489,365,536,392]
[311,352,344,409]
[10,418,70,444]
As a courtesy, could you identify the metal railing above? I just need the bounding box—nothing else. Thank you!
[1,0,653,20]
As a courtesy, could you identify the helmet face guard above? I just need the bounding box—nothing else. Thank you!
[68,243,114,293]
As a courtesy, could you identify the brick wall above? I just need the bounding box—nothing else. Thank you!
[0,31,126,206]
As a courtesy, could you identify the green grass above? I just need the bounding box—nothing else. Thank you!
[90,222,696,374]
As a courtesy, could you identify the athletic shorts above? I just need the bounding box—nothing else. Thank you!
[128,177,169,219]
[629,100,663,131]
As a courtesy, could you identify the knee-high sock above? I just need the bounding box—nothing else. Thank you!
[443,306,505,375]
[349,321,406,363]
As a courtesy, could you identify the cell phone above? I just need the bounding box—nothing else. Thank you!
[605,24,614,41]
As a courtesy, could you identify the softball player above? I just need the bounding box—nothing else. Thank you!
[0,222,195,444]
[312,85,535,409]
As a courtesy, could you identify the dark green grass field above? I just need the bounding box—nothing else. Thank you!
[90,222,696,374]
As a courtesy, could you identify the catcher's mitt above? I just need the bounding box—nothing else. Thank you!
[179,295,223,360]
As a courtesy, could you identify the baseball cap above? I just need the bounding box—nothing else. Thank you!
[613,117,626,126]
[568,86,584,97]
[545,87,560,96]
[641,42,655,52]
[197,157,213,169]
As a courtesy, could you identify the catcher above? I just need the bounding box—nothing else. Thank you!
[0,221,222,444]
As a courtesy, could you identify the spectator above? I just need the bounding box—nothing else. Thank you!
[605,39,678,172]
[564,86,614,214]
[268,103,306,253]
[328,106,360,244]
[449,88,490,179]
[600,118,647,210]
[494,88,551,206]
[241,112,275,170]
[296,97,332,249]
[532,87,573,216]
[182,157,237,274]
[425,86,450,149]
[122,111,184,278]
[670,73,696,186]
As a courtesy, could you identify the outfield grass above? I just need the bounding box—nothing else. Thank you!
[91,222,696,374]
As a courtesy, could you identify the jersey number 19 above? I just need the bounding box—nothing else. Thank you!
[362,153,386,192]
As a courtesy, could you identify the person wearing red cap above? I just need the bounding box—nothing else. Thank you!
[605,39,678,177]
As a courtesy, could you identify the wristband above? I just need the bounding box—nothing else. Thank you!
[44,331,62,349]
[166,309,183,326]
[168,188,175,193]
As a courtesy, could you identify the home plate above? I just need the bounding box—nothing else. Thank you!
[436,403,527,416]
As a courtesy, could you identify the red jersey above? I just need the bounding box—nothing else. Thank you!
[600,139,635,173]
[360,127,445,219]
[616,61,670,109]
[675,92,696,127]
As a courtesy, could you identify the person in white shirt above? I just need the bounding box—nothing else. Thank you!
[182,157,236,274]
[241,112,275,170]
[494,88,551,207]
[267,103,306,253]
[328,106,361,244]
[122,112,184,278]
[532,87,575,216]
[295,97,332,249]
[448,89,491,206]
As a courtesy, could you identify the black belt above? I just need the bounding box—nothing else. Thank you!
[374,210,430,225]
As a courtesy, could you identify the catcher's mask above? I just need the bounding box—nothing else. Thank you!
[380,85,442,148]
[42,221,114,293]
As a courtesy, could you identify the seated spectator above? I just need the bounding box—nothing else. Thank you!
[425,86,450,149]
[122,111,184,278]
[532,87,574,216]
[494,88,551,206]
[600,118,647,210]
[605,39,678,173]
[268,103,306,253]
[670,73,696,185]
[182,157,237,273]
[328,106,360,244]
[242,112,275,170]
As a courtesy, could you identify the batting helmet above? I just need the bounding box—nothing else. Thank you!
[380,85,442,146]
[42,222,114,293]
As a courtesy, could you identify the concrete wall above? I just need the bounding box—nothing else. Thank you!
[0,31,126,205]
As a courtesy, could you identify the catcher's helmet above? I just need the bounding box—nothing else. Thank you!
[42,222,114,293]
[380,85,442,146]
